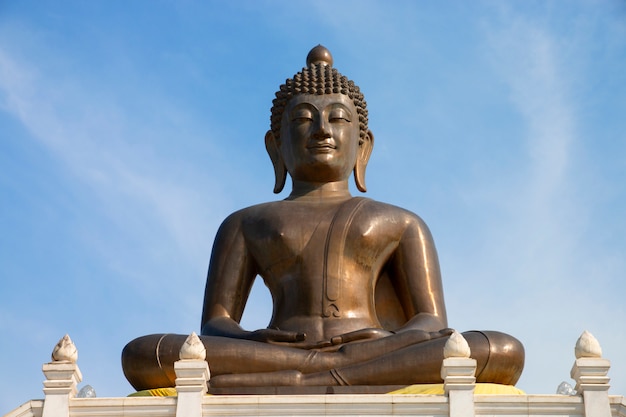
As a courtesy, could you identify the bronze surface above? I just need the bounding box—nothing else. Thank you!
[122,45,524,392]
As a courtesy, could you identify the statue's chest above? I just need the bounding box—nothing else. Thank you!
[243,199,395,274]
[243,207,336,265]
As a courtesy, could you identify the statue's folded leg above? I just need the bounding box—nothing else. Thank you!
[304,330,524,387]
[123,334,181,390]
[301,330,524,387]
[469,330,525,385]
[122,334,328,391]
[209,331,524,388]
[122,329,444,390]
[123,331,524,390]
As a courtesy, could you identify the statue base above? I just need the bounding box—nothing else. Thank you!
[208,385,406,395]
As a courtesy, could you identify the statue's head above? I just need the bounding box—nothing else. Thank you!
[266,45,374,193]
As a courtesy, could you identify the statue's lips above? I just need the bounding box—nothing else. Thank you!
[306,142,336,152]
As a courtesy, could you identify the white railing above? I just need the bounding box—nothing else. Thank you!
[4,331,624,417]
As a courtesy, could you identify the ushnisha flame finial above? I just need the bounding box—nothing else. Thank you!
[306,44,333,67]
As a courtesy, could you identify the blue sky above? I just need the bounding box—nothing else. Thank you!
[1,0,625,411]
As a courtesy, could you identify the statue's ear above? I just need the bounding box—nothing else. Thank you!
[354,130,374,192]
[265,130,287,194]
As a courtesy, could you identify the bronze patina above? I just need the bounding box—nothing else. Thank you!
[122,45,524,393]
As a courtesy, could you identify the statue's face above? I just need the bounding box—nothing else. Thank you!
[279,93,360,183]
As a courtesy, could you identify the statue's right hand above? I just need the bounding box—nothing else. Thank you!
[247,329,306,344]
[202,318,306,344]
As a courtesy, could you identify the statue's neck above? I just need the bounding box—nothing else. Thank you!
[286,180,352,201]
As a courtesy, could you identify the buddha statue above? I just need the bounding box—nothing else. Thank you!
[122,45,524,392]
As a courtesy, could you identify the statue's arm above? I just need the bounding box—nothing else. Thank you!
[200,212,256,338]
[389,214,449,333]
[200,211,305,344]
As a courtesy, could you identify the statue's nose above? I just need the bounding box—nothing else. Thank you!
[312,118,331,139]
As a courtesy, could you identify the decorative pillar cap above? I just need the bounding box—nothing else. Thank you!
[444,331,471,358]
[51,334,78,363]
[575,330,602,359]
[179,332,206,360]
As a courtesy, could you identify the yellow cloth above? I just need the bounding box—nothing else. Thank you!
[129,387,178,397]
[389,383,525,395]
[129,383,524,397]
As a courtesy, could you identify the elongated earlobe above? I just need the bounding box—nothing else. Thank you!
[354,130,374,192]
[265,130,287,194]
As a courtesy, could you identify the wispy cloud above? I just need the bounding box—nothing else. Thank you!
[486,13,578,278]
[445,6,625,393]
[0,47,227,274]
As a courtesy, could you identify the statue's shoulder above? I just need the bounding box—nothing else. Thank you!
[360,198,429,227]
[218,201,285,227]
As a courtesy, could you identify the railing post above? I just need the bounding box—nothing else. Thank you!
[41,334,82,417]
[571,331,611,417]
[175,332,210,417]
[441,331,477,417]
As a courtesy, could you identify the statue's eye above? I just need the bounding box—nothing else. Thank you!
[329,108,351,123]
[291,109,313,123]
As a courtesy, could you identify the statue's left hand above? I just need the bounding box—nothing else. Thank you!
[329,328,394,345]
